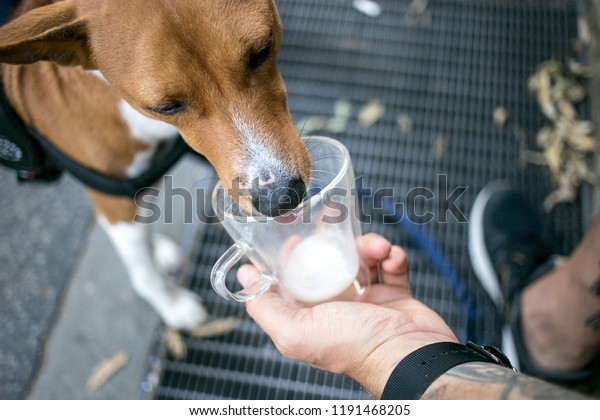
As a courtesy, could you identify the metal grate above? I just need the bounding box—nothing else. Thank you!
[146,0,587,400]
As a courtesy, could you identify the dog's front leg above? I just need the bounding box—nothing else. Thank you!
[88,190,208,330]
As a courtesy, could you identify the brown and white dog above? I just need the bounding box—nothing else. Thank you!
[0,0,311,329]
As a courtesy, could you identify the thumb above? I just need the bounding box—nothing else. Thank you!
[237,264,259,288]
[236,265,307,348]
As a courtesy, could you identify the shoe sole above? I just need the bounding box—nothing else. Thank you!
[468,181,519,369]
[468,181,508,309]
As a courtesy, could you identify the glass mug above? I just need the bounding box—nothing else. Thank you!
[210,136,368,303]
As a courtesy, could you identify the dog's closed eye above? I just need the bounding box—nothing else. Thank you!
[248,35,273,71]
[147,101,186,116]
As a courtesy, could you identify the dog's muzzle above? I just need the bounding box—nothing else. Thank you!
[251,176,306,217]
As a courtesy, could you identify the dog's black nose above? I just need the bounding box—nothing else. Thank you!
[251,176,306,217]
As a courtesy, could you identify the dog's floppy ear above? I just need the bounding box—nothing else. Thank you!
[0,0,93,68]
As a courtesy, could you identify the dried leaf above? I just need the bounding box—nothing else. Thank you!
[569,157,598,184]
[543,156,597,212]
[432,133,447,160]
[568,132,596,153]
[357,100,385,127]
[326,99,352,133]
[555,78,585,103]
[395,113,413,134]
[528,72,540,92]
[333,98,352,120]
[557,120,596,152]
[166,329,187,360]
[536,68,557,121]
[529,61,561,90]
[544,140,564,186]
[543,185,576,212]
[295,116,328,135]
[352,0,382,17]
[406,0,431,24]
[567,59,593,78]
[86,350,129,393]
[535,126,554,149]
[407,0,429,16]
[186,317,240,338]
[493,106,508,127]
[325,119,346,134]
[556,100,576,121]
[576,120,593,134]
[578,17,591,46]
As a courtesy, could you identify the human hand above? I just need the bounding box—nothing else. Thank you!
[237,233,458,397]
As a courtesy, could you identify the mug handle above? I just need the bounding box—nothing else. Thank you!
[210,242,274,302]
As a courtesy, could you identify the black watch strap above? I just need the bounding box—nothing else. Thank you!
[381,341,515,400]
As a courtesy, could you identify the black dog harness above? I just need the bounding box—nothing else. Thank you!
[0,85,63,183]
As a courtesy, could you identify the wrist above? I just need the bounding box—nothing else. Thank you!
[380,342,516,400]
[350,332,458,398]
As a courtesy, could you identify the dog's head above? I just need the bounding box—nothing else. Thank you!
[0,0,311,216]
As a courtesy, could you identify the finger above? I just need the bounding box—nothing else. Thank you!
[380,246,408,275]
[237,264,260,287]
[359,283,411,304]
[374,246,410,289]
[365,245,408,283]
[237,265,308,340]
[356,233,392,268]
[243,283,310,351]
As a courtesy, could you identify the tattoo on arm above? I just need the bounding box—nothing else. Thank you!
[585,311,600,331]
[436,362,587,400]
[421,384,449,400]
[590,271,600,297]
[586,264,600,330]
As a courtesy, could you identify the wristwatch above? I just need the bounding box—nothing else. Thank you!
[381,341,516,400]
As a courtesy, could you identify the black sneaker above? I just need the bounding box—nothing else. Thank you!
[468,182,556,371]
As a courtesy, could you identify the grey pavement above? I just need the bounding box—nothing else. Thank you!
[0,155,212,399]
[26,222,161,399]
[0,169,92,399]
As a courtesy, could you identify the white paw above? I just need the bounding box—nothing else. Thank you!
[153,234,184,273]
[158,287,210,330]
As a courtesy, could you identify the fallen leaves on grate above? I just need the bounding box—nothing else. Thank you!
[295,116,329,135]
[432,133,447,160]
[296,98,388,135]
[86,349,129,393]
[572,17,591,53]
[327,99,352,133]
[352,0,382,18]
[295,99,352,135]
[406,0,431,25]
[396,113,413,134]
[496,59,597,212]
[493,106,508,127]
[358,100,385,127]
[187,316,240,338]
[166,317,241,361]
[166,329,187,361]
